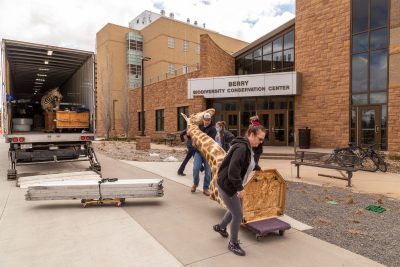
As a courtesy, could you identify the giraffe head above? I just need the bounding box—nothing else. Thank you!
[181,108,215,126]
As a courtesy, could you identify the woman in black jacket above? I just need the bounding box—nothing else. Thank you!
[213,125,266,256]
[215,121,235,152]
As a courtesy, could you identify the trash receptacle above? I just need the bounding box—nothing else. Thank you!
[298,127,311,149]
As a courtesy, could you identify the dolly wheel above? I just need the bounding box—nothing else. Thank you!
[7,169,17,180]
[256,234,262,241]
[279,230,285,236]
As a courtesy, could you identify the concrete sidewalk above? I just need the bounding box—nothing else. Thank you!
[117,157,383,266]
[0,143,181,267]
[0,140,387,267]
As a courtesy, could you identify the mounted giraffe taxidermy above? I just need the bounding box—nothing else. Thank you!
[181,109,287,224]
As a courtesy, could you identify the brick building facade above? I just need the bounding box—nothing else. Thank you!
[128,34,234,139]
[388,0,400,154]
[295,0,351,148]
[96,1,399,154]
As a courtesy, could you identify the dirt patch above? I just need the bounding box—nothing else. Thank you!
[286,182,400,267]
[93,141,187,162]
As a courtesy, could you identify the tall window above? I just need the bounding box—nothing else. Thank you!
[183,40,189,52]
[283,31,294,70]
[235,58,244,75]
[351,0,388,148]
[155,109,164,131]
[244,53,253,74]
[168,37,174,48]
[182,66,189,74]
[195,44,200,55]
[253,48,262,74]
[177,106,189,131]
[138,111,145,131]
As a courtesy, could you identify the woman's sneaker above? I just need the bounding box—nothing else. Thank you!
[228,241,246,256]
[213,224,229,238]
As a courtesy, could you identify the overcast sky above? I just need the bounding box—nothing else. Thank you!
[0,0,295,51]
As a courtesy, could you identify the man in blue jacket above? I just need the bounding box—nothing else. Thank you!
[191,112,216,196]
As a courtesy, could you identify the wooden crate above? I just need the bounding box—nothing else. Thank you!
[242,169,287,223]
[55,111,89,129]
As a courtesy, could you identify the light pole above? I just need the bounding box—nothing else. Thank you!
[140,56,151,136]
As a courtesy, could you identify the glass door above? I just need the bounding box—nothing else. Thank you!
[357,105,381,147]
[258,112,270,145]
[257,110,287,146]
[225,112,239,137]
[271,110,287,146]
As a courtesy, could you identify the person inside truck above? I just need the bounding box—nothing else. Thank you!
[213,124,266,256]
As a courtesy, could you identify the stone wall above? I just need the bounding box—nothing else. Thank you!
[295,0,351,148]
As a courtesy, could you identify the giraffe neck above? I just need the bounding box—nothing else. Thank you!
[189,125,226,171]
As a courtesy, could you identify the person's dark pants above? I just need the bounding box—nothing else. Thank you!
[253,145,263,170]
[217,183,243,243]
[178,146,196,174]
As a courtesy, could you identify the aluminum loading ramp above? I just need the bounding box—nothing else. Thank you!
[23,171,164,206]
[18,170,101,188]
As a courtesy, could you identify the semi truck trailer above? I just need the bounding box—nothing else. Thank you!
[1,39,100,179]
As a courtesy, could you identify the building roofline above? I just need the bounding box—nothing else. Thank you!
[232,18,295,57]
[141,15,247,44]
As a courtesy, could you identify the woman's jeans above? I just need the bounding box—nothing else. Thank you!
[217,183,243,243]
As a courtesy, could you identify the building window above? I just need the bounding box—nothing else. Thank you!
[351,0,388,149]
[272,37,283,72]
[183,40,189,52]
[253,48,262,74]
[262,42,272,73]
[129,64,142,76]
[155,109,164,131]
[128,40,143,51]
[168,63,175,74]
[235,57,244,75]
[138,111,145,131]
[195,44,200,55]
[182,66,189,74]
[244,53,253,74]
[283,31,294,71]
[177,106,189,131]
[168,37,174,48]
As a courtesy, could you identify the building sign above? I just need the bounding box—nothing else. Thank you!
[188,71,302,99]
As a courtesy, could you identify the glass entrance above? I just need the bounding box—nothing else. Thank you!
[258,110,287,146]
[357,105,381,147]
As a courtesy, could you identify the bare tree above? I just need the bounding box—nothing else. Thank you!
[100,49,113,139]
[121,74,131,140]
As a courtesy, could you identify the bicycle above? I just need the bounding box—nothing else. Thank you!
[324,148,359,168]
[339,143,387,172]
